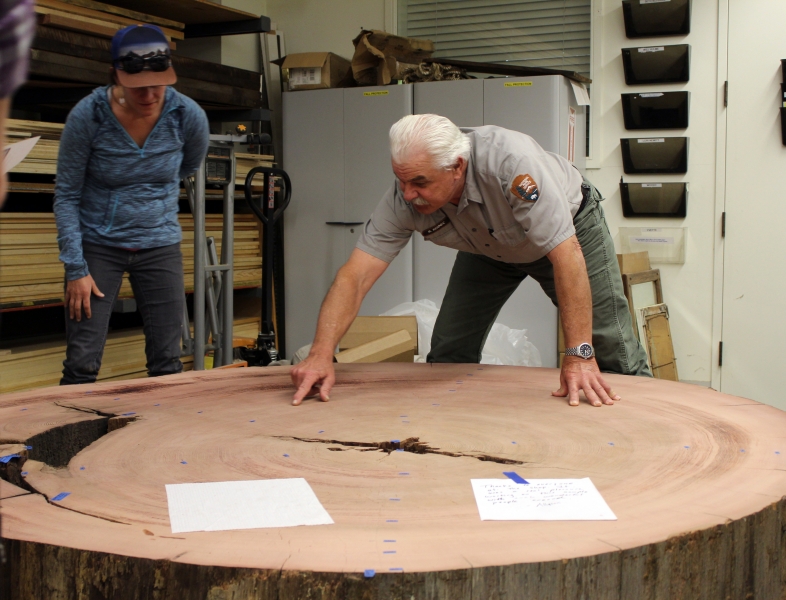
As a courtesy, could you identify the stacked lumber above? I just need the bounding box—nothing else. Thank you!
[0,316,261,393]
[34,0,184,43]
[235,152,275,187]
[27,26,263,109]
[0,213,262,306]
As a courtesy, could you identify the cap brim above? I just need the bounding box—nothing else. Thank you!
[116,67,177,88]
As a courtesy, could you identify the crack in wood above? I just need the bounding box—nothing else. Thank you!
[276,436,524,465]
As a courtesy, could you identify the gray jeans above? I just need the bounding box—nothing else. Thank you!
[428,182,652,376]
[61,242,185,385]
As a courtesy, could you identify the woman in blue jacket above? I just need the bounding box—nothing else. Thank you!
[54,24,209,384]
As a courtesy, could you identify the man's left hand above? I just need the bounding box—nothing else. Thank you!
[552,357,621,407]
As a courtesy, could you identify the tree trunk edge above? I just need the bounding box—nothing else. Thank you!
[3,496,785,600]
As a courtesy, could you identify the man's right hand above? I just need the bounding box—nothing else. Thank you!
[65,274,104,322]
[290,352,335,406]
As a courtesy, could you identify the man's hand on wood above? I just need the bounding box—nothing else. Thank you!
[290,353,335,406]
[552,356,621,407]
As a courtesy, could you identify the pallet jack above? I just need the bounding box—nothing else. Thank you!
[239,165,291,366]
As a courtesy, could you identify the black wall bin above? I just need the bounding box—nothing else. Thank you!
[622,91,689,129]
[621,137,688,174]
[620,181,688,218]
[622,44,690,85]
[782,107,786,146]
[623,0,691,38]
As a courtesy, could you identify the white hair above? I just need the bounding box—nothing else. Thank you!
[389,114,470,169]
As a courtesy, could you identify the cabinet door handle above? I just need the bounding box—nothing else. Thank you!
[325,221,364,226]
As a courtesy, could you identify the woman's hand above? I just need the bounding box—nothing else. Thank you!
[65,275,104,322]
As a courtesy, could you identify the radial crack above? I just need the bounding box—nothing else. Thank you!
[276,436,524,465]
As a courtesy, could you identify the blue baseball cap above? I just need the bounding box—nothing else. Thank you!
[111,24,176,88]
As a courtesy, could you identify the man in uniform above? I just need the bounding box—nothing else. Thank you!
[291,114,651,407]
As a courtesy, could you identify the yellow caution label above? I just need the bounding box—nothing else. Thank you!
[504,82,533,87]
[364,91,390,96]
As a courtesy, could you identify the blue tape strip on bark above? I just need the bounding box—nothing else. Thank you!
[0,454,20,463]
[503,471,528,484]
[51,492,71,502]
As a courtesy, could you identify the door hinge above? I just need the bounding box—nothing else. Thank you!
[721,212,726,237]
[719,341,723,367]
[724,81,728,107]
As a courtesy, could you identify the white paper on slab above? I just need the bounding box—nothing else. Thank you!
[3,136,40,174]
[166,478,334,533]
[471,478,617,521]
[569,80,591,106]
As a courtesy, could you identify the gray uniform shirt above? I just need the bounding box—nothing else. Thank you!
[356,125,584,265]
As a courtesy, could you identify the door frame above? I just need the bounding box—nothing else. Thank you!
[710,0,729,391]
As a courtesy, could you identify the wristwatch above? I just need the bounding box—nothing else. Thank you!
[565,343,594,359]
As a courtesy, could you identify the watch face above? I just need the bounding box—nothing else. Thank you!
[579,343,593,358]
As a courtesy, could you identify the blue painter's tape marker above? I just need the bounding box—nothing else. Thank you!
[389,567,404,572]
[384,539,396,543]
[0,454,20,464]
[777,451,781,455]
[51,492,70,502]
[180,460,187,465]
[122,412,136,416]
[318,430,325,433]
[250,420,255,423]
[25,446,32,450]
[383,550,396,554]
[154,404,160,406]
[114,398,120,401]
[79,466,85,471]
[391,439,400,443]
[503,471,528,484]
[740,449,745,453]
[399,472,409,476]
[386,519,398,522]
[21,471,28,476]
[364,569,375,578]
[433,403,440,406]
[283,454,290,457]
[608,442,614,446]
[389,498,400,501]
[395,449,404,452]
[20,408,27,411]
[684,446,690,449]
[511,441,517,444]
[197,411,203,414]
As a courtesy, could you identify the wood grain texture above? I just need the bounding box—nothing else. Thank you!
[1,364,785,599]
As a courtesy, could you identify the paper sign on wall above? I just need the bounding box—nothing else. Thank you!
[569,80,591,106]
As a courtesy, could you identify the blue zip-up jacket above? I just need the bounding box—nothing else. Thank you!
[53,85,209,280]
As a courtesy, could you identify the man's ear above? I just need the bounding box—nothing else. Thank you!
[452,157,466,178]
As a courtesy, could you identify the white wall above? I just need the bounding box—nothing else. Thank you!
[588,0,720,387]
[265,0,386,59]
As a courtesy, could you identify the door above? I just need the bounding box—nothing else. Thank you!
[343,84,414,316]
[721,1,786,407]
[282,89,346,355]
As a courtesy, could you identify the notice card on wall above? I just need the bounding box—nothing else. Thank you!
[471,478,617,521]
[166,478,334,533]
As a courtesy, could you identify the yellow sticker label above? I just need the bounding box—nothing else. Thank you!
[364,91,390,97]
[504,82,533,88]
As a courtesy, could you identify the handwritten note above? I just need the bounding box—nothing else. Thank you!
[166,478,334,533]
[471,478,616,521]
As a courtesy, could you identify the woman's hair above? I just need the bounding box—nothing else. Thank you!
[389,114,470,169]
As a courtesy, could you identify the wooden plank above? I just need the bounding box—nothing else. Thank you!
[339,316,419,353]
[334,329,415,364]
[59,0,184,30]
[616,252,651,275]
[641,304,679,381]
[40,14,120,41]
[94,0,258,26]
[35,0,184,39]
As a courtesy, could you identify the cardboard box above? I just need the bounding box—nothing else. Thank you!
[351,29,434,86]
[281,52,352,91]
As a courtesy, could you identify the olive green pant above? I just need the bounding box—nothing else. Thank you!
[427,184,652,376]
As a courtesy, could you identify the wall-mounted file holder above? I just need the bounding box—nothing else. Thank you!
[782,75,786,146]
[622,92,689,129]
[622,45,690,85]
[620,181,687,218]
[619,227,686,264]
[620,137,688,174]
[623,0,691,38]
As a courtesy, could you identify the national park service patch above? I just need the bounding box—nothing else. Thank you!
[511,174,540,203]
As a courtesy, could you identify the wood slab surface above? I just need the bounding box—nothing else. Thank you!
[1,364,785,599]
